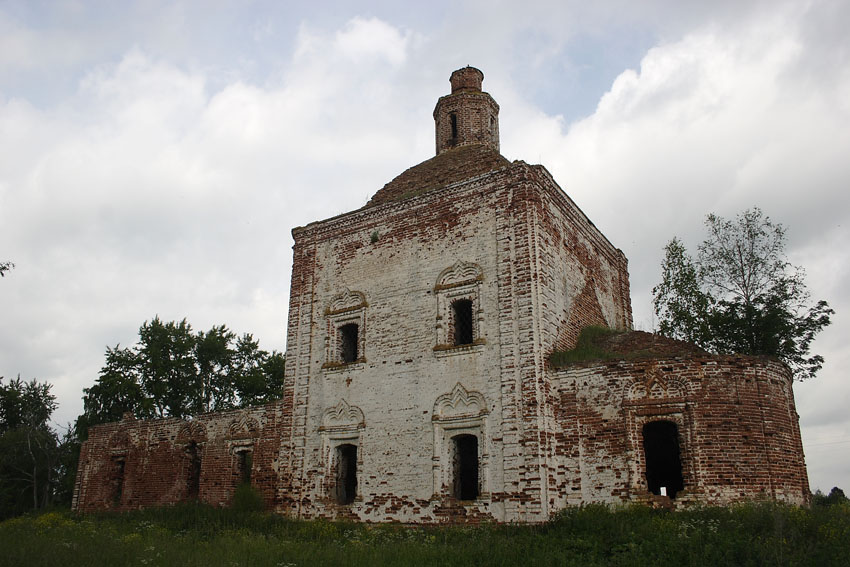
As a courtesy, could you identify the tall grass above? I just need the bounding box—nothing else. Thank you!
[1,502,848,566]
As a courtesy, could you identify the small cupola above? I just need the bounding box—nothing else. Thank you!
[433,66,500,155]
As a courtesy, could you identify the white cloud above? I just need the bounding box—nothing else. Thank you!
[334,17,412,66]
[0,16,431,428]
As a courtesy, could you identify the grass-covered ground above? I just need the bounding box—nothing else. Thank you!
[1,501,848,566]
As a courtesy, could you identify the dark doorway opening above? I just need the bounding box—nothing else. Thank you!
[452,299,474,346]
[186,442,201,499]
[237,450,252,486]
[335,444,358,505]
[111,457,125,506]
[452,434,479,500]
[340,323,359,363]
[642,421,684,498]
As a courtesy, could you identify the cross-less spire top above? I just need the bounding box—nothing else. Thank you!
[450,66,483,92]
[433,66,500,155]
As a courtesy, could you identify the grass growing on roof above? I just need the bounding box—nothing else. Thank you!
[550,325,624,366]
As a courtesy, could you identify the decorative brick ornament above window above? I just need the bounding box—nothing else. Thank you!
[623,366,693,501]
[176,420,207,444]
[324,289,367,369]
[431,383,489,500]
[434,262,485,354]
[319,399,365,505]
[227,416,261,440]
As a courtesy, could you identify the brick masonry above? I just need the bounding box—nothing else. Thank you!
[73,67,809,521]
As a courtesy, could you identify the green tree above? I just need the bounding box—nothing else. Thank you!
[233,335,285,408]
[812,486,849,507]
[195,324,236,413]
[136,318,198,419]
[653,208,833,380]
[77,317,285,437]
[76,346,147,439]
[0,376,59,518]
[52,425,82,507]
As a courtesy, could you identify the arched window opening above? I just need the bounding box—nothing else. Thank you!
[642,421,684,498]
[335,444,358,505]
[450,112,458,139]
[340,323,359,363]
[237,450,253,486]
[185,442,201,499]
[452,299,474,346]
[111,456,125,506]
[452,434,479,500]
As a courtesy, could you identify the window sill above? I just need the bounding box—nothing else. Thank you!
[322,358,367,373]
[431,494,489,505]
[433,340,485,358]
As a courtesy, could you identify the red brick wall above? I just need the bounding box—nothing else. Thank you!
[551,355,809,507]
[73,404,285,512]
[433,88,499,155]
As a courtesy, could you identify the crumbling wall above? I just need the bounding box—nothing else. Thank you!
[522,164,632,353]
[73,403,285,512]
[286,165,514,522]
[551,355,809,508]
[283,157,634,523]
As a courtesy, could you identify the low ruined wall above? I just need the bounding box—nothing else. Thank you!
[550,354,810,509]
[73,403,285,512]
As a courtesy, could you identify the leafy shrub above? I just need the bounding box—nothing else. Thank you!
[231,484,264,513]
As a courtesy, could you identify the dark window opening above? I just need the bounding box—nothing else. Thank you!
[186,442,201,499]
[450,112,458,139]
[452,434,479,500]
[111,457,125,506]
[237,450,253,486]
[643,421,684,499]
[335,444,358,505]
[340,323,359,363]
[452,299,474,346]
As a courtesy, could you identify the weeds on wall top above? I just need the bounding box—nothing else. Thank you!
[549,326,624,367]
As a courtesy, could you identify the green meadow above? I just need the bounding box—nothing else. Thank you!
[1,501,848,566]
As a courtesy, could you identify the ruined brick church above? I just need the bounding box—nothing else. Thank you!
[73,68,809,522]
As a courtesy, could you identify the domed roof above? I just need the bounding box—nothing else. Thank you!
[366,144,510,207]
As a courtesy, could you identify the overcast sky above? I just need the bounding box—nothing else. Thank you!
[1,0,848,494]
